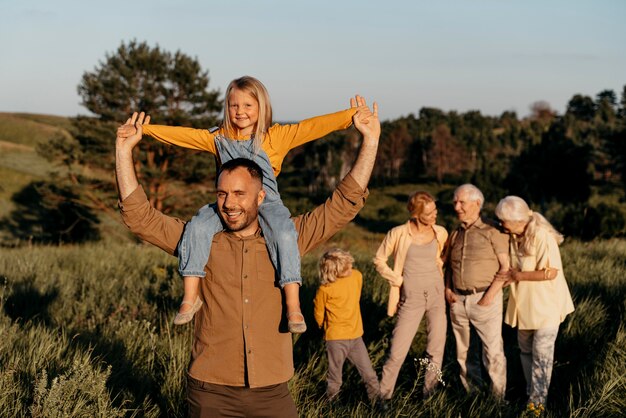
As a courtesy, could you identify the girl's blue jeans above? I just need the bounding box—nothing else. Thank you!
[176,134,302,288]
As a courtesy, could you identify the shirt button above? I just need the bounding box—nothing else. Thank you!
[244,299,249,303]
[248,350,252,354]
[244,249,249,253]
[243,274,248,279]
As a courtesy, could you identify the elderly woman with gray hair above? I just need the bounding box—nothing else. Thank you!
[495,196,575,412]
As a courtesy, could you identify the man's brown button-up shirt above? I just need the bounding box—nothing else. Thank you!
[119,174,368,388]
[447,217,509,291]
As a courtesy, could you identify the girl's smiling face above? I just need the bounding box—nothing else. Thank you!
[227,88,259,137]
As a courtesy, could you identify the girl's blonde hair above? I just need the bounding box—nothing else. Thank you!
[319,248,354,285]
[407,191,435,217]
[495,195,564,256]
[222,76,272,152]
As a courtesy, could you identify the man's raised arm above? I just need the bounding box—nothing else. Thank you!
[348,96,380,190]
[116,112,149,200]
[115,112,185,255]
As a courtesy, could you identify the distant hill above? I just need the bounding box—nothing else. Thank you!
[0,113,71,219]
[0,112,72,147]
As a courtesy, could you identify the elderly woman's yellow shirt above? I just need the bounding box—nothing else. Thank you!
[505,227,575,330]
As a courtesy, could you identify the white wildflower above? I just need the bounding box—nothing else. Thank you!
[415,357,446,386]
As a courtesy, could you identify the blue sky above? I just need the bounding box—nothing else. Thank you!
[1,0,624,122]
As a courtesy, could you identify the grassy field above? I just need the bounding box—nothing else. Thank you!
[0,238,624,417]
[1,112,625,416]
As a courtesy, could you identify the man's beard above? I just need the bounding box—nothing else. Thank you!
[219,205,256,232]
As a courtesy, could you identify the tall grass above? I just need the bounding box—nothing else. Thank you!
[1,239,624,417]
[0,243,190,417]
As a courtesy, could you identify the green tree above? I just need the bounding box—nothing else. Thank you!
[48,41,222,219]
[425,123,467,184]
[78,40,220,124]
[505,119,593,207]
[566,94,596,123]
[12,41,223,245]
[619,85,626,120]
[375,119,413,184]
[609,86,626,191]
[596,90,617,125]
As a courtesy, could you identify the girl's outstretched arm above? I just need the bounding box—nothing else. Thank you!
[270,96,365,155]
[117,114,218,155]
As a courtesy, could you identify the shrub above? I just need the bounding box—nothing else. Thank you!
[30,357,124,418]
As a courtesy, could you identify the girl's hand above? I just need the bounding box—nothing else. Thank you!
[116,112,150,153]
[117,123,138,138]
[351,96,380,138]
[350,95,370,120]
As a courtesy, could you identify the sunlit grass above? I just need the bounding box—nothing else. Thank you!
[0,239,624,417]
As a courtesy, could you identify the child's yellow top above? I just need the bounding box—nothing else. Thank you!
[313,268,364,341]
[142,108,356,177]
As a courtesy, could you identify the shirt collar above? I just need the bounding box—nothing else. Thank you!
[460,216,485,230]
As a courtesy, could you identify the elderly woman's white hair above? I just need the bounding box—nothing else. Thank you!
[495,195,563,255]
[454,184,484,208]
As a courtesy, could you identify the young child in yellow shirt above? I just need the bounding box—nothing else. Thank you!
[313,248,381,403]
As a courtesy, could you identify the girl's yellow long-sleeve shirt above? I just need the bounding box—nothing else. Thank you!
[313,269,364,341]
[142,108,356,177]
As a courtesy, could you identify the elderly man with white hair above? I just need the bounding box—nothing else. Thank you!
[444,184,510,399]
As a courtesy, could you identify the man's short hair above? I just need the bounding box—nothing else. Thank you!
[218,158,264,184]
[454,184,484,208]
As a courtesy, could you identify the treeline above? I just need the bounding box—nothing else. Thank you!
[285,87,626,239]
[1,40,624,244]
